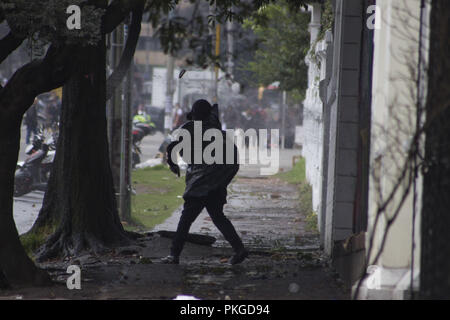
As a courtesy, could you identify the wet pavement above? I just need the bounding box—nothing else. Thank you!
[135,150,349,300]
[144,170,345,300]
[153,176,319,251]
[152,147,312,250]
[13,191,43,235]
[14,126,42,235]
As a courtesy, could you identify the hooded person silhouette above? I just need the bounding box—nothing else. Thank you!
[162,99,248,265]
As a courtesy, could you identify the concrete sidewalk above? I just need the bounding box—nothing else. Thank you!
[152,176,319,251]
[129,152,348,300]
[152,148,313,251]
[114,170,346,299]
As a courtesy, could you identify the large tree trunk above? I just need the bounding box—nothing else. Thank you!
[36,42,132,261]
[32,6,144,258]
[420,0,450,299]
[0,0,140,287]
[0,92,50,287]
[0,46,75,286]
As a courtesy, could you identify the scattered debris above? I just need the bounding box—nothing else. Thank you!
[138,256,153,264]
[157,230,216,246]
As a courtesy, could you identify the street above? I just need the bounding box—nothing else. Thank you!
[13,126,43,235]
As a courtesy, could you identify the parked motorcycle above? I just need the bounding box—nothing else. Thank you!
[131,120,156,168]
[14,134,56,197]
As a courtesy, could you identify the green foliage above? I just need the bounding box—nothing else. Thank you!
[20,224,56,257]
[240,0,310,97]
[1,0,105,47]
[308,0,333,61]
[156,15,191,55]
[152,0,309,68]
[278,156,306,184]
[277,157,318,234]
[318,0,334,41]
[128,165,185,232]
[305,210,318,233]
[1,0,312,68]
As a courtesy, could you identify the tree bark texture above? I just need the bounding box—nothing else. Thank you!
[36,42,132,261]
[420,0,450,299]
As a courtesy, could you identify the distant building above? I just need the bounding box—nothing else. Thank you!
[132,0,256,110]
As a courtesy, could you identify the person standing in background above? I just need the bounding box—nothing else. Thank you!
[172,102,187,129]
[24,99,38,145]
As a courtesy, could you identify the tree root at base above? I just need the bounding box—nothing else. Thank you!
[35,229,133,263]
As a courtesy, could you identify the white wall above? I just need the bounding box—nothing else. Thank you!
[368,0,425,269]
[357,0,429,299]
[151,67,179,108]
[151,67,225,109]
[302,56,324,214]
[301,4,326,215]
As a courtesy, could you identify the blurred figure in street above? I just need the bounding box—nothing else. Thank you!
[172,102,186,129]
[46,93,61,129]
[133,105,153,126]
[24,99,38,145]
[132,102,141,117]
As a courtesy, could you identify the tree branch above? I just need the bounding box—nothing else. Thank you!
[106,4,143,101]
[0,31,24,65]
[0,44,79,115]
[102,0,144,34]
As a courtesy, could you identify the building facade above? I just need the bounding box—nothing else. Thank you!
[301,0,430,299]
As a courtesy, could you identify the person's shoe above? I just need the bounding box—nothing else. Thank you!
[161,255,179,264]
[229,249,249,265]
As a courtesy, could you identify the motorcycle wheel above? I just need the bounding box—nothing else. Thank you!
[14,180,32,197]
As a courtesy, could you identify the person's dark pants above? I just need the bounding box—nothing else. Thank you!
[170,188,244,257]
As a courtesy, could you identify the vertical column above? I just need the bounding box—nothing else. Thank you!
[108,25,124,208]
[324,0,363,254]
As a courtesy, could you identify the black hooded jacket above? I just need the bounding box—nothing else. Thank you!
[167,106,239,200]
